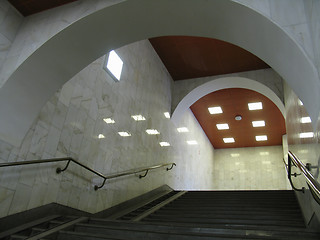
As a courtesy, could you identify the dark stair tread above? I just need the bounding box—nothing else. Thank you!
[149,213,303,221]
[89,219,318,235]
[60,223,320,240]
[75,222,320,239]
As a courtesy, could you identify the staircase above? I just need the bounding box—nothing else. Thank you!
[1,190,319,240]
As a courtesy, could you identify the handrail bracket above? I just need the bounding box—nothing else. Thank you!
[167,163,176,171]
[139,170,149,179]
[56,160,71,174]
[94,178,107,191]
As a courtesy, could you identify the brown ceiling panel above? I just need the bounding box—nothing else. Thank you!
[190,88,286,149]
[9,0,78,16]
[149,36,270,81]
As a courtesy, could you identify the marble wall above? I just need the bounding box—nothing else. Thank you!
[0,0,123,87]
[283,81,320,226]
[0,39,215,218]
[234,0,320,78]
[213,146,289,190]
[0,0,23,79]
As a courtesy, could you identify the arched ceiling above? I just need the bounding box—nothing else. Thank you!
[190,88,286,149]
[2,0,317,148]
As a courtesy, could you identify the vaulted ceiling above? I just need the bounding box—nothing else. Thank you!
[9,1,284,149]
[190,88,286,149]
[149,36,270,81]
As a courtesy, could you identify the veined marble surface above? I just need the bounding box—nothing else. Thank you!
[0,39,290,219]
[0,40,216,218]
[213,146,290,190]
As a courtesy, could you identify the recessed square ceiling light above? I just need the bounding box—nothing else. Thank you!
[118,132,131,137]
[105,50,123,81]
[103,118,115,124]
[231,153,240,157]
[252,120,265,127]
[177,127,189,133]
[159,142,170,147]
[259,152,269,156]
[98,134,105,139]
[131,115,146,121]
[301,117,311,123]
[223,137,235,143]
[255,135,267,141]
[299,132,314,138]
[146,129,160,135]
[216,123,229,130]
[298,149,308,153]
[187,140,198,145]
[164,112,170,119]
[248,102,263,110]
[208,106,223,114]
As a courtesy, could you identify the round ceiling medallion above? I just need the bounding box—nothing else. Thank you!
[235,115,242,121]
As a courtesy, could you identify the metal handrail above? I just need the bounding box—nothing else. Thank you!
[0,158,176,190]
[288,151,320,203]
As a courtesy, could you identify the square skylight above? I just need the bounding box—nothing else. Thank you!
[146,129,160,135]
[131,115,146,121]
[252,120,265,127]
[248,102,263,110]
[105,50,123,81]
[223,137,235,143]
[299,132,314,138]
[255,135,267,141]
[103,118,115,124]
[208,106,223,114]
[118,132,131,137]
[159,142,170,147]
[187,140,198,145]
[216,123,229,130]
[301,117,311,123]
[98,134,105,139]
[177,127,189,133]
[164,112,170,119]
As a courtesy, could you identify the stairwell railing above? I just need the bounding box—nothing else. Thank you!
[287,151,320,204]
[0,157,176,191]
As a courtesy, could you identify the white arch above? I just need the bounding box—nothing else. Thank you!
[0,0,318,146]
[171,77,285,125]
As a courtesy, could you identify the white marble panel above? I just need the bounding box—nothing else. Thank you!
[44,126,61,156]
[232,0,271,18]
[8,183,32,215]
[283,23,315,62]
[270,0,307,27]
[0,186,14,216]
[0,3,22,41]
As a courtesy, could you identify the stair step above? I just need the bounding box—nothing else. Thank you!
[89,219,319,236]
[149,213,303,221]
[144,216,304,227]
[56,222,320,240]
